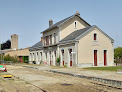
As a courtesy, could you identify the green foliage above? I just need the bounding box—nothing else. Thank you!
[114,47,122,58]
[4,54,19,63]
[64,64,68,68]
[114,47,122,65]
[0,54,3,60]
[1,40,11,50]
[13,55,19,63]
[56,56,60,63]
[84,66,122,71]
[4,54,13,61]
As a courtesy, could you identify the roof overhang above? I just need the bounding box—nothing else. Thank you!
[41,13,91,34]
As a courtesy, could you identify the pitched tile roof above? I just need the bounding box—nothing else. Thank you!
[30,41,43,49]
[60,25,114,43]
[60,26,93,42]
[42,13,90,33]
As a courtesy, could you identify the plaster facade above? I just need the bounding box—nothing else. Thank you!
[29,12,114,67]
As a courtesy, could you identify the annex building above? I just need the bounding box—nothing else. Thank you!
[29,11,114,67]
[0,34,29,63]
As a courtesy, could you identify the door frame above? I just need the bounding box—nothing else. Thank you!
[94,50,97,66]
[68,47,73,67]
[93,49,99,66]
[60,48,65,66]
[103,49,108,66]
[49,51,52,65]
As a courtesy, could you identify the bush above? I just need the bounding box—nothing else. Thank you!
[4,54,19,63]
[64,64,68,68]
[114,47,122,65]
[56,56,60,63]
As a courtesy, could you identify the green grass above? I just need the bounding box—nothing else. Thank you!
[83,66,122,71]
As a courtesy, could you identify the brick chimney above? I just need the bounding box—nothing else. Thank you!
[49,19,53,27]
[41,37,43,43]
[76,11,80,15]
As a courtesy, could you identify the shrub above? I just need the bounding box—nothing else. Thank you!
[4,54,13,61]
[64,65,68,68]
[56,56,60,63]
[4,54,19,63]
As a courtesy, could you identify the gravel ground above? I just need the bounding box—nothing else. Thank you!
[52,68,122,81]
[19,64,122,81]
[0,65,120,92]
[0,74,43,92]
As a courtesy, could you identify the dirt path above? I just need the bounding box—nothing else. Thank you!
[0,65,121,92]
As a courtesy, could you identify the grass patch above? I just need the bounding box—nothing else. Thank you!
[83,66,122,71]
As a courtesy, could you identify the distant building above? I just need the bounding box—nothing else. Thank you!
[0,34,29,62]
[4,47,29,62]
[29,11,114,67]
[11,34,18,50]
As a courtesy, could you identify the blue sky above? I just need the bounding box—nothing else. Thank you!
[0,0,122,48]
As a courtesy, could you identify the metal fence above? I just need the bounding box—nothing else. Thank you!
[0,61,13,65]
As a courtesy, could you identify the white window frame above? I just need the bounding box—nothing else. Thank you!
[54,33,56,44]
[93,33,98,41]
[74,21,77,29]
[60,48,64,66]
[68,47,73,67]
[103,49,108,66]
[93,49,99,66]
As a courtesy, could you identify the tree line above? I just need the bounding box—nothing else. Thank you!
[114,47,122,65]
[1,40,11,50]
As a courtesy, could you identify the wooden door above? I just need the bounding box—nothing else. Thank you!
[62,50,64,65]
[94,50,97,66]
[19,56,23,62]
[69,49,72,66]
[50,51,51,65]
[104,50,107,66]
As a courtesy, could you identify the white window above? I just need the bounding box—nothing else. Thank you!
[54,33,56,43]
[93,33,97,41]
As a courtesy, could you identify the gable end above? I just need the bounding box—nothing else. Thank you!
[76,25,114,43]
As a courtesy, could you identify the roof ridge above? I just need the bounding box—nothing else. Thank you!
[42,13,90,33]
[50,13,79,28]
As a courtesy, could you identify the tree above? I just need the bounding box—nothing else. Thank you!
[114,47,122,65]
[1,40,11,50]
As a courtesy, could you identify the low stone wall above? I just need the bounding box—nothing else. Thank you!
[48,70,122,88]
